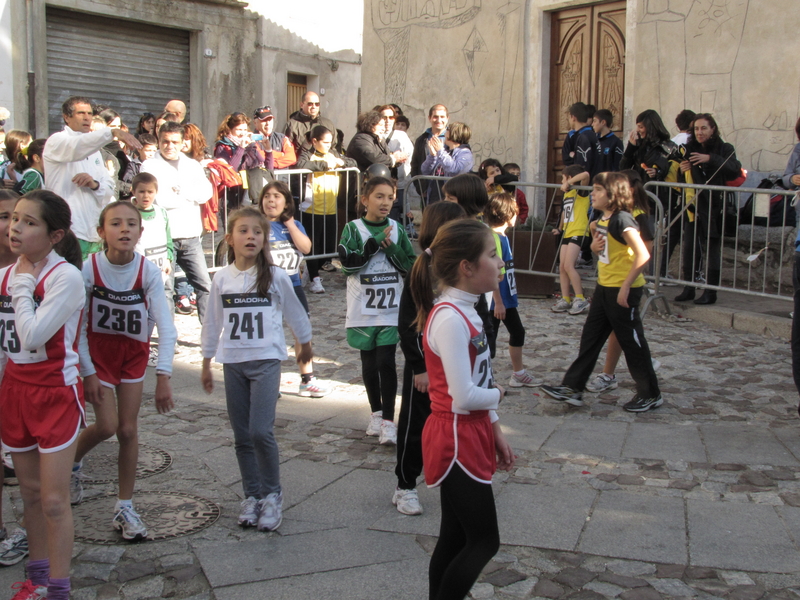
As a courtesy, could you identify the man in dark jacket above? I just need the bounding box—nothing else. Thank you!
[284,92,337,155]
[409,104,448,197]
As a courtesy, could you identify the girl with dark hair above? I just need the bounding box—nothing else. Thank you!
[201,207,314,533]
[393,201,466,516]
[620,109,681,277]
[339,177,416,445]
[136,113,156,137]
[442,173,489,218]
[260,181,329,398]
[674,113,741,305]
[296,125,356,293]
[541,172,661,413]
[14,139,46,195]
[1,130,32,187]
[408,218,515,600]
[0,190,85,600]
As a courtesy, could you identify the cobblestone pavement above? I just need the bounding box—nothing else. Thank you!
[1,266,797,600]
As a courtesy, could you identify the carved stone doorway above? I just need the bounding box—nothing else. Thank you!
[547,2,626,184]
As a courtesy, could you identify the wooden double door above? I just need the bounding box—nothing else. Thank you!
[547,2,626,184]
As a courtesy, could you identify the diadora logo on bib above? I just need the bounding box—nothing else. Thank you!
[0,296,11,313]
[93,286,144,305]
[222,293,272,307]
[470,331,487,352]
[361,273,399,285]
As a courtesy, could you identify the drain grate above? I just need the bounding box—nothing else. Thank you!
[82,442,172,484]
[73,491,220,545]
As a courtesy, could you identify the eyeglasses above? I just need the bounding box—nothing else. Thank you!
[382,115,395,120]
[306,102,320,107]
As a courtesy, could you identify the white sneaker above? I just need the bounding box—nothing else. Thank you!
[568,298,590,315]
[366,411,382,436]
[112,505,147,542]
[257,492,283,532]
[70,465,85,505]
[379,420,397,445]
[238,496,259,527]
[392,488,423,515]
[298,378,330,398]
[585,373,618,393]
[551,298,572,313]
[309,277,325,294]
[508,371,543,387]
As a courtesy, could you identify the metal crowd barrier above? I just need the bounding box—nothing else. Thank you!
[644,181,797,302]
[400,176,671,318]
[206,166,362,271]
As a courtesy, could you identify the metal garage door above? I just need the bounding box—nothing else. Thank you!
[46,7,190,135]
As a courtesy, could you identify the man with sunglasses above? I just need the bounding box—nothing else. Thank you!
[243,106,297,170]
[285,91,337,155]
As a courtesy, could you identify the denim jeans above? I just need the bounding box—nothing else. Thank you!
[173,236,211,322]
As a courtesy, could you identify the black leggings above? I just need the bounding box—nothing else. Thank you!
[395,362,431,489]
[489,306,526,355]
[429,465,499,600]
[360,345,397,421]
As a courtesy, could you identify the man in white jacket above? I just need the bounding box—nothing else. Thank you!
[142,122,213,321]
[44,96,141,259]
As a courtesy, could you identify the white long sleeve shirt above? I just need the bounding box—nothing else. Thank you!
[78,251,177,377]
[427,286,499,422]
[0,251,85,387]
[141,153,212,239]
[43,127,116,243]
[201,264,312,364]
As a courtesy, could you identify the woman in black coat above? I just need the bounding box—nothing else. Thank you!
[345,110,398,173]
[619,109,680,276]
[675,113,741,305]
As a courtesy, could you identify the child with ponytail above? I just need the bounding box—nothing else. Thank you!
[410,219,515,600]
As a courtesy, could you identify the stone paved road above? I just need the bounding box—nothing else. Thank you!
[0,267,797,600]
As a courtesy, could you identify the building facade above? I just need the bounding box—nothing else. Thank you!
[1,0,362,142]
[362,0,800,191]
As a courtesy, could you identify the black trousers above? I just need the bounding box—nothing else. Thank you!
[395,362,431,490]
[300,213,337,280]
[429,465,499,600]
[792,253,800,399]
[681,217,722,286]
[563,285,660,398]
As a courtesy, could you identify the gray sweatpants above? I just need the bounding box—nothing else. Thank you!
[223,359,282,498]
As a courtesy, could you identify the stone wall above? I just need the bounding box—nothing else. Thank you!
[362,0,800,183]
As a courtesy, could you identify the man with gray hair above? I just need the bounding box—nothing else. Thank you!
[44,95,140,259]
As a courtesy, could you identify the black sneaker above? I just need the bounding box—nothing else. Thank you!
[623,394,663,413]
[540,385,584,407]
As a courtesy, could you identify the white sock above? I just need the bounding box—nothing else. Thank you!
[115,499,133,512]
[514,369,525,377]
[72,461,82,471]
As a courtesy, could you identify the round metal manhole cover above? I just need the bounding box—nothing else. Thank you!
[74,491,220,545]
[82,442,172,483]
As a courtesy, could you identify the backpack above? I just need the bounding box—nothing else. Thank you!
[739,178,797,228]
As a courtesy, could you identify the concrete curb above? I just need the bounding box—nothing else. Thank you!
[669,300,791,340]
